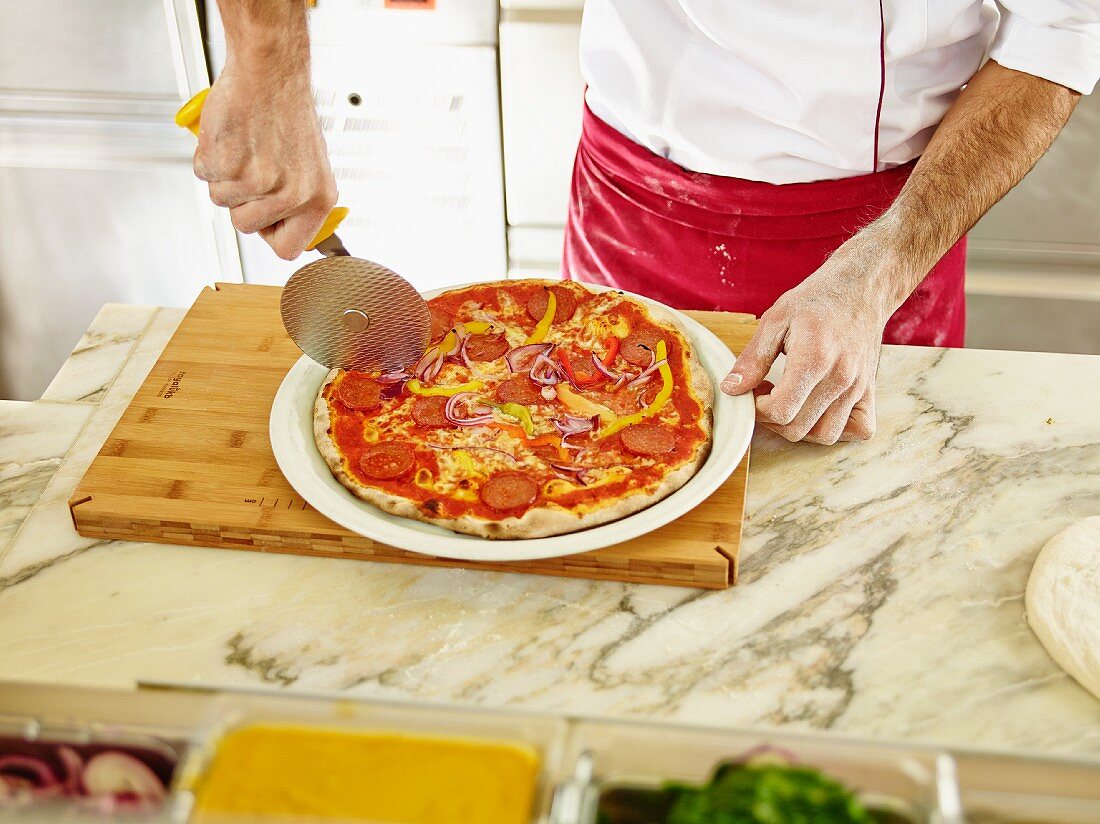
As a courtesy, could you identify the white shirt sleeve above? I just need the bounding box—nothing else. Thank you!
[991,0,1100,94]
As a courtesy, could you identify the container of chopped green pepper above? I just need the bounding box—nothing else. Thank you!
[550,719,963,824]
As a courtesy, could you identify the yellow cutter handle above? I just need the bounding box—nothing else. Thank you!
[174,89,347,251]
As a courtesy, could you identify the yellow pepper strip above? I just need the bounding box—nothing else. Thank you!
[428,321,495,361]
[524,290,556,344]
[406,378,484,396]
[555,384,618,427]
[494,402,535,436]
[601,340,673,438]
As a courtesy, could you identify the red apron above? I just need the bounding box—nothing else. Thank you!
[562,104,967,347]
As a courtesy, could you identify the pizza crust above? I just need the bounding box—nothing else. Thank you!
[313,282,714,540]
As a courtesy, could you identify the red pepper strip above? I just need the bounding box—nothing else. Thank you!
[557,348,602,387]
[491,425,568,460]
[601,336,620,368]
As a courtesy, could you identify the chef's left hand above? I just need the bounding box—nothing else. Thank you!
[720,247,886,445]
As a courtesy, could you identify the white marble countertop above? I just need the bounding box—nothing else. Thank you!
[1,303,1099,760]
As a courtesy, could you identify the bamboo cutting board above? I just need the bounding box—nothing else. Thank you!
[70,284,755,589]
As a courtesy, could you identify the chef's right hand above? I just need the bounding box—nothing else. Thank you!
[193,66,338,261]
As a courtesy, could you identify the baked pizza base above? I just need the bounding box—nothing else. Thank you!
[313,282,713,540]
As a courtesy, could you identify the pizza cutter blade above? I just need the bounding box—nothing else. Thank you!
[280,255,431,373]
[174,88,431,374]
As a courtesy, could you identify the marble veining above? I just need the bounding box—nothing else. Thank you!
[0,306,1098,762]
[0,401,91,563]
[40,305,158,405]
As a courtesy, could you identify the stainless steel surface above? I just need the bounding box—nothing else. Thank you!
[280,256,431,371]
[313,232,351,258]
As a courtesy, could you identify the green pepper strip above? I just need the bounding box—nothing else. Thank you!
[492,402,535,436]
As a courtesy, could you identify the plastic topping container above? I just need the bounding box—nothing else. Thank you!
[172,692,568,824]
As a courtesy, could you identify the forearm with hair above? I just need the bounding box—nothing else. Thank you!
[855,60,1080,316]
[215,0,310,74]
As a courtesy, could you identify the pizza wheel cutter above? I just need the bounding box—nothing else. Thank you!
[175,89,432,372]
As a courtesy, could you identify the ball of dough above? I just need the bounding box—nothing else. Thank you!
[1026,516,1100,702]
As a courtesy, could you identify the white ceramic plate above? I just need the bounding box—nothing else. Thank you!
[269,285,754,562]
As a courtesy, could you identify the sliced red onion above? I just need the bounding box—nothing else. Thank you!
[530,353,563,386]
[426,443,518,463]
[380,381,406,400]
[59,746,84,795]
[451,323,474,369]
[553,414,599,450]
[549,462,592,485]
[0,755,61,789]
[626,358,667,389]
[505,342,554,373]
[82,752,165,802]
[552,415,596,437]
[413,347,439,378]
[590,353,620,381]
[458,341,474,369]
[377,370,410,383]
[735,744,798,764]
[424,352,445,383]
[541,386,557,401]
[610,374,629,391]
[444,392,495,427]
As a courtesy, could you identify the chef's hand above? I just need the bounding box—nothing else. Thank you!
[192,9,337,260]
[720,246,885,445]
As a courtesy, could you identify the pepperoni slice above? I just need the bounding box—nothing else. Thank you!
[479,472,539,511]
[496,375,543,406]
[411,395,449,428]
[589,388,640,417]
[621,424,677,456]
[429,305,454,341]
[465,332,509,362]
[338,376,382,411]
[359,442,415,480]
[526,286,578,324]
[621,325,666,366]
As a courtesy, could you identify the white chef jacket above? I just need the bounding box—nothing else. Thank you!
[581,0,1100,184]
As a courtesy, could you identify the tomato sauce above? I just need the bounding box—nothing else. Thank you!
[323,282,709,525]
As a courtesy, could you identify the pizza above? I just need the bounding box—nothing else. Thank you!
[314,279,713,539]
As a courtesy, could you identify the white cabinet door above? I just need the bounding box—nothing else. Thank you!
[500,12,584,229]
